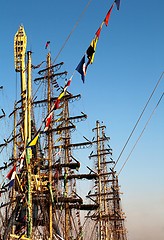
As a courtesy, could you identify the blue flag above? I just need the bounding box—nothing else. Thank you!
[76,55,86,83]
[115,0,120,10]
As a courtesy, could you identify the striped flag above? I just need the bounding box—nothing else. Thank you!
[44,112,53,132]
[6,165,16,188]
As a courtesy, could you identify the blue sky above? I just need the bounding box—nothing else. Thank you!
[0,0,164,239]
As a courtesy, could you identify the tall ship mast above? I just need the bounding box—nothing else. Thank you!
[0,26,127,240]
[87,121,127,240]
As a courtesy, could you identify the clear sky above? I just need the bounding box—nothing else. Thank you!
[0,0,164,239]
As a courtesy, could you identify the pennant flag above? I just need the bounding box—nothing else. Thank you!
[104,3,114,26]
[6,165,16,188]
[76,55,86,83]
[66,79,72,87]
[27,133,39,147]
[115,0,120,10]
[45,41,50,49]
[58,91,65,100]
[44,112,53,132]
[86,37,98,64]
[63,78,72,91]
[95,27,102,39]
[95,22,104,39]
[51,98,60,112]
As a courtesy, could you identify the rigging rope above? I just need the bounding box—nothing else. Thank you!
[114,71,164,169]
[53,0,93,64]
[118,92,164,176]
[9,0,93,139]
[2,0,94,152]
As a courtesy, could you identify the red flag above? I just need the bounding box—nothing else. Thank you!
[95,22,104,39]
[54,98,60,110]
[104,3,114,26]
[95,27,101,39]
[44,112,53,132]
[50,98,60,112]
[66,79,72,87]
[63,78,72,92]
[96,27,101,38]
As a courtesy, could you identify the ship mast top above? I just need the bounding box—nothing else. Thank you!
[14,25,28,144]
[14,25,27,72]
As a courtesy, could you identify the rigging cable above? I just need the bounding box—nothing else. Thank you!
[118,92,164,176]
[6,0,93,145]
[114,71,164,168]
[53,0,93,64]
[27,0,91,124]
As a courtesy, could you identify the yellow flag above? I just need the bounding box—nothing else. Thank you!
[28,133,39,147]
[58,91,65,100]
[90,37,98,64]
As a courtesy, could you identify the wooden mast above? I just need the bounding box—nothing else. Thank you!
[63,96,70,240]
[101,125,108,240]
[96,120,103,240]
[90,121,127,240]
